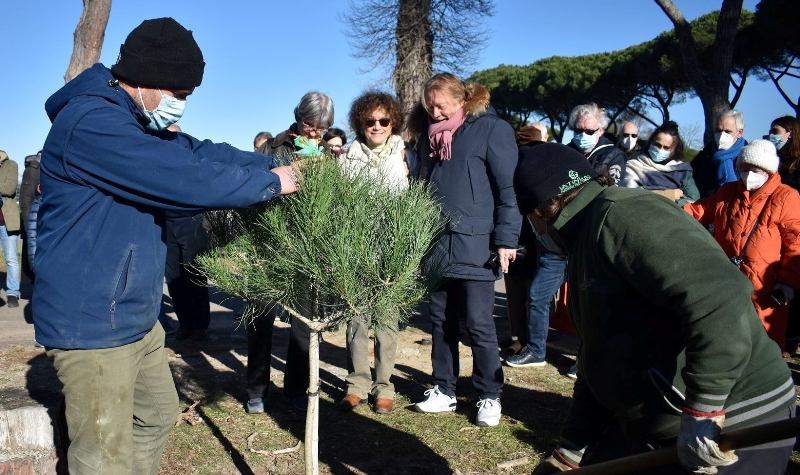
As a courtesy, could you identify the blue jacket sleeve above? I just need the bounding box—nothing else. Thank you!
[63,106,282,211]
[485,118,521,249]
[166,131,279,169]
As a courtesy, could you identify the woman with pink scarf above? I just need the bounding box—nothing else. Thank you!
[409,73,520,427]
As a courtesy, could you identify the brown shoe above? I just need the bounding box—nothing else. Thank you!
[373,398,394,414]
[338,394,363,411]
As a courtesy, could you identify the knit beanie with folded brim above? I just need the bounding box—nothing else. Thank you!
[111,17,205,90]
[514,143,598,214]
[737,139,779,174]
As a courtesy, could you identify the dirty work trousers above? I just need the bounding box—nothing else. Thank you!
[48,323,178,475]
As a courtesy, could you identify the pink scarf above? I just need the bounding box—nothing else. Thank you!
[428,107,466,161]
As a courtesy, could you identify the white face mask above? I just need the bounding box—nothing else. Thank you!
[715,131,735,150]
[741,171,768,191]
[622,136,636,151]
[137,87,186,131]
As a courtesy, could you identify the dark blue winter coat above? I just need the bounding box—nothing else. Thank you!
[35,64,281,349]
[415,103,521,281]
[568,135,627,185]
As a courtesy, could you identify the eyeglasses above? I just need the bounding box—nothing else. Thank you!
[365,118,391,128]
[301,121,327,133]
[574,128,599,135]
[623,133,638,138]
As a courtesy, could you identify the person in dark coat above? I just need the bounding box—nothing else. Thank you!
[162,124,211,342]
[691,110,747,198]
[515,144,794,475]
[410,73,520,427]
[245,91,334,413]
[566,103,626,185]
[502,124,546,355]
[617,121,643,160]
[20,151,41,282]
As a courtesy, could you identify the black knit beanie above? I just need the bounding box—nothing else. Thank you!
[111,17,205,89]
[514,143,598,214]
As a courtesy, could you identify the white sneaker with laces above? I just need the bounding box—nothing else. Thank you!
[476,398,501,427]
[414,385,457,413]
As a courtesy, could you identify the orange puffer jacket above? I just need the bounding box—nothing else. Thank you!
[684,174,800,350]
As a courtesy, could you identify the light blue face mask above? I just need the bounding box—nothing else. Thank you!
[768,134,786,150]
[137,87,186,131]
[648,145,672,163]
[572,132,598,151]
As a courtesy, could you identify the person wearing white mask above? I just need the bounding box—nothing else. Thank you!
[616,121,642,159]
[37,18,300,474]
[566,103,626,185]
[692,109,747,197]
[685,139,800,354]
[771,116,799,192]
[621,121,699,206]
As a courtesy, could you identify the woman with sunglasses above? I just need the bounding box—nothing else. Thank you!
[337,91,407,415]
[621,121,699,206]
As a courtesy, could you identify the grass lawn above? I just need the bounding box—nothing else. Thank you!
[158,317,579,475]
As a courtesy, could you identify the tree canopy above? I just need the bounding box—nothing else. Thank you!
[471,0,798,143]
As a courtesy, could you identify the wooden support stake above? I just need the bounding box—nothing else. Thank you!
[568,416,800,475]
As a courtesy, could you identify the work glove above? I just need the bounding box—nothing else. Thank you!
[676,411,738,474]
[531,447,580,474]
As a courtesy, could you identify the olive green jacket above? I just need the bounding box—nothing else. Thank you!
[556,182,793,448]
[0,152,20,233]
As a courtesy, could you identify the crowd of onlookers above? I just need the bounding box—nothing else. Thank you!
[13,15,799,474]
[12,88,799,426]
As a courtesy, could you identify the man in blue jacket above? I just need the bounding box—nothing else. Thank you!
[35,18,298,474]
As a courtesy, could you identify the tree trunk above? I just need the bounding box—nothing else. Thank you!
[64,0,112,83]
[654,0,743,145]
[304,330,320,475]
[394,0,433,122]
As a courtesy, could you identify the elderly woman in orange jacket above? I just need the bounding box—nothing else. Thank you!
[684,139,800,352]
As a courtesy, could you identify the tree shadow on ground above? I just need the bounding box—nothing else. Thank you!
[393,361,573,456]
[164,291,451,474]
[23,352,68,474]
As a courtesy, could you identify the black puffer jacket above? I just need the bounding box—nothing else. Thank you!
[414,99,520,281]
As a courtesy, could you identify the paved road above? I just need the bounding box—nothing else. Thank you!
[0,280,36,349]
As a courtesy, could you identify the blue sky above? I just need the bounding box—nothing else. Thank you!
[1,0,796,168]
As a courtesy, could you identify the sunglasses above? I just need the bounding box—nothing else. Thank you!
[623,133,638,138]
[574,128,599,135]
[365,118,391,128]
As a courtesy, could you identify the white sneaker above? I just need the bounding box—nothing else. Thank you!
[476,398,501,427]
[414,385,457,413]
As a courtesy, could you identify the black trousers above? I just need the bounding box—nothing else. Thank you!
[164,214,210,332]
[246,307,310,401]
[428,278,503,399]
[246,311,275,400]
